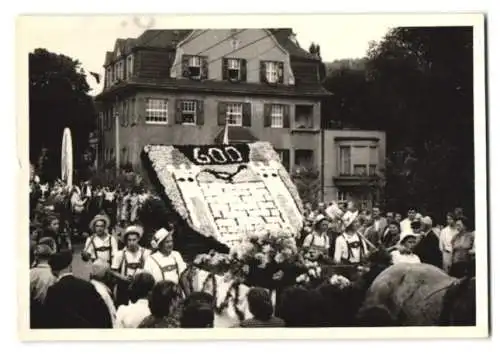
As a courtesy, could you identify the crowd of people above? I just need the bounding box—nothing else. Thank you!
[299,201,475,279]
[29,173,476,329]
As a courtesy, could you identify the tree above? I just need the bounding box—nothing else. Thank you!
[321,27,474,224]
[291,165,321,207]
[29,48,97,182]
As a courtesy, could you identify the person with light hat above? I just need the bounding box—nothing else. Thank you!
[334,211,368,265]
[111,224,151,305]
[142,227,187,284]
[302,214,331,257]
[82,214,118,266]
[390,233,421,265]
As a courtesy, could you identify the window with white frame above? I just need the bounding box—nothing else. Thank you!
[181,100,197,124]
[227,59,240,80]
[270,104,284,128]
[338,144,379,176]
[226,103,243,126]
[265,62,279,83]
[188,56,201,78]
[145,99,168,124]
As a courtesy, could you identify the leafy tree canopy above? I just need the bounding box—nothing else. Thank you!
[322,27,474,224]
[29,48,97,182]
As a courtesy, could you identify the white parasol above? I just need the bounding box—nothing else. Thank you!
[61,127,73,187]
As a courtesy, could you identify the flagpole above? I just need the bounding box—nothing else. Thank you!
[115,96,120,177]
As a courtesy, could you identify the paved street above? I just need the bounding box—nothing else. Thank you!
[70,242,91,280]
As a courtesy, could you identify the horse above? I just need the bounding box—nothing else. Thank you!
[356,262,476,326]
[179,265,265,328]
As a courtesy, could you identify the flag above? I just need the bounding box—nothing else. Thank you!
[222,119,229,145]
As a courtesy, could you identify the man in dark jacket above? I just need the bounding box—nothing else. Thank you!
[43,250,112,328]
[413,216,443,269]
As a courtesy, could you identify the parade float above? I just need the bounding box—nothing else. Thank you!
[142,142,323,289]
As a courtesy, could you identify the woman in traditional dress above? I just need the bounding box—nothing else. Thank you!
[111,225,151,306]
[390,233,421,265]
[334,212,368,266]
[82,214,118,266]
[142,228,187,284]
[302,215,331,258]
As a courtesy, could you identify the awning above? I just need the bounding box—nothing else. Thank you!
[213,126,258,144]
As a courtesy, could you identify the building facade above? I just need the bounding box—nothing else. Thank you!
[95,28,386,205]
[95,28,329,175]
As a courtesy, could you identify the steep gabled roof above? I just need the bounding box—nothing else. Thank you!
[268,28,318,61]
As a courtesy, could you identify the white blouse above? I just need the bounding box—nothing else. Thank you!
[390,250,421,265]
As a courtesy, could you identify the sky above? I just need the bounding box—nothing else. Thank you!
[18,15,399,95]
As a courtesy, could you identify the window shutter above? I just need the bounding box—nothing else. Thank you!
[242,102,251,127]
[175,100,183,124]
[283,105,290,128]
[222,58,228,81]
[263,104,271,127]
[130,98,137,125]
[136,97,145,124]
[196,100,204,125]
[240,59,247,82]
[282,149,290,171]
[260,61,267,83]
[278,62,284,84]
[182,55,190,78]
[201,56,209,80]
[217,102,227,126]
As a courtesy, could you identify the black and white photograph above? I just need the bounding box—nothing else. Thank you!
[17,13,488,340]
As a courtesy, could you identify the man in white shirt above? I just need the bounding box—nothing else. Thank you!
[82,214,118,266]
[400,207,418,235]
[111,225,151,306]
[143,228,187,284]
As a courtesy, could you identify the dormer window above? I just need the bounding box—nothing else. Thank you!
[182,55,208,80]
[260,61,284,84]
[188,56,201,78]
[228,59,240,80]
[223,58,247,82]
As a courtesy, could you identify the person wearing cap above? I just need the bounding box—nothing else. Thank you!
[390,233,421,265]
[82,214,118,266]
[90,260,117,326]
[143,227,187,284]
[413,216,442,269]
[400,207,418,235]
[30,244,56,328]
[44,250,113,328]
[302,215,331,258]
[111,225,151,305]
[334,212,368,265]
